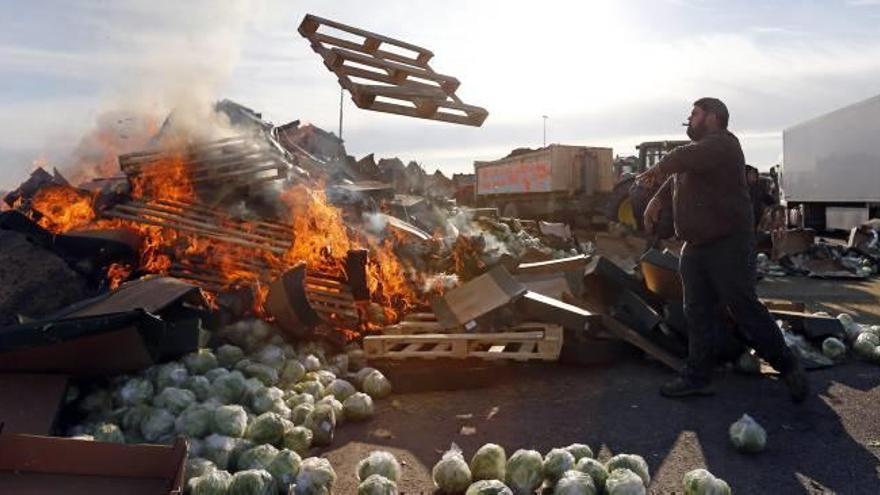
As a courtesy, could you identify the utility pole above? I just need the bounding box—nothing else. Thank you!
[338,88,344,140]
[542,115,548,147]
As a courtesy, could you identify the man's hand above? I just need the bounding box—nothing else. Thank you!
[643,196,662,235]
[636,166,663,187]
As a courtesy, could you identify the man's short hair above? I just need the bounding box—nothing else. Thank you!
[693,97,729,128]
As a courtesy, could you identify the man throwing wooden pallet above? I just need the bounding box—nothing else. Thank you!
[636,97,808,402]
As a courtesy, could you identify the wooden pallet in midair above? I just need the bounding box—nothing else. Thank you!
[298,14,488,127]
[363,323,563,362]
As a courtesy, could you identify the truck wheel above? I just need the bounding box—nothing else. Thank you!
[502,202,519,218]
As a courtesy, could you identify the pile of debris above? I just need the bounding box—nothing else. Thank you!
[758,226,880,279]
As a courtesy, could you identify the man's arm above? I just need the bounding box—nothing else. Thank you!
[655,134,727,176]
[643,175,673,234]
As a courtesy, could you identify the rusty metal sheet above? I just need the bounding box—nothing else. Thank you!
[70,276,203,317]
[0,434,187,495]
[0,374,69,435]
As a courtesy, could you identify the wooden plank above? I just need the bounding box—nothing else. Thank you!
[299,14,434,65]
[601,315,683,371]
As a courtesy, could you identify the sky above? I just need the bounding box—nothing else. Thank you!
[1,0,880,190]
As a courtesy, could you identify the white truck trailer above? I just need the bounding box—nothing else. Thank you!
[782,94,880,230]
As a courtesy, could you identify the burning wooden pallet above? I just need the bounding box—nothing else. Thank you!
[298,14,488,127]
[102,198,294,255]
[363,323,563,362]
[118,135,292,193]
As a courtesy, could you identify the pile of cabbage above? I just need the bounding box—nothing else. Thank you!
[61,319,393,494]
[426,442,659,495]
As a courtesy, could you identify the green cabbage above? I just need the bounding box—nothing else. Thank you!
[324,379,356,401]
[728,413,766,453]
[203,434,238,470]
[357,451,401,482]
[605,454,650,486]
[295,381,325,398]
[574,458,608,492]
[255,345,286,370]
[854,332,880,362]
[605,468,645,495]
[563,444,593,463]
[217,345,246,368]
[313,370,337,387]
[78,389,112,417]
[210,371,247,404]
[466,479,513,495]
[155,362,189,390]
[244,363,279,386]
[228,469,277,495]
[184,457,216,485]
[317,396,345,424]
[286,392,316,410]
[140,407,175,442]
[122,404,152,434]
[470,443,506,482]
[184,375,213,401]
[190,469,232,495]
[347,349,367,371]
[357,474,398,495]
[505,449,544,495]
[206,368,231,382]
[362,370,392,399]
[293,457,337,495]
[281,361,306,384]
[355,367,379,387]
[267,449,302,487]
[433,444,472,494]
[543,448,576,484]
[292,403,315,425]
[553,470,597,495]
[246,412,286,445]
[682,468,731,495]
[304,403,336,446]
[237,444,279,471]
[301,355,322,372]
[153,387,196,414]
[821,337,846,361]
[185,349,219,375]
[342,392,374,421]
[176,404,214,437]
[93,422,125,443]
[251,386,285,414]
[213,404,248,437]
[283,426,314,455]
[119,378,154,405]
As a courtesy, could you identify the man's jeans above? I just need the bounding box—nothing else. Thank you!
[680,233,795,384]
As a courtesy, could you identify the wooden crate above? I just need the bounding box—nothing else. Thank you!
[364,323,562,362]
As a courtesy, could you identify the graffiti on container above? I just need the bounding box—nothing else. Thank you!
[477,161,552,194]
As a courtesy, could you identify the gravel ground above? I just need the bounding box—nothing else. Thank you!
[319,277,880,494]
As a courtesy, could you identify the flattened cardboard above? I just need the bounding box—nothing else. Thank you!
[432,265,526,329]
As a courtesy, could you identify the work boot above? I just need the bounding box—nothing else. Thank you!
[660,376,715,398]
[782,354,809,403]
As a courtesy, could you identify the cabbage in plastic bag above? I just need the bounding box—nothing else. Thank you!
[267,449,302,487]
[237,444,279,471]
[213,404,248,437]
[342,392,374,421]
[141,407,175,442]
[466,479,513,495]
[292,403,315,425]
[119,377,154,405]
[363,371,392,399]
[355,367,379,387]
[246,412,286,445]
[837,313,860,341]
[176,404,214,437]
[470,443,506,482]
[244,363,279,386]
[357,451,401,482]
[605,468,645,495]
[204,434,238,470]
[185,349,219,375]
[854,332,880,362]
[544,448,576,484]
[153,387,196,414]
[317,396,345,425]
[228,469,277,495]
[357,473,398,495]
[156,362,189,390]
[206,367,231,383]
[122,404,152,433]
[433,443,472,494]
[286,392,315,410]
[282,360,307,384]
[93,422,125,443]
[293,457,337,495]
[211,371,248,404]
[563,444,593,463]
[728,413,766,453]
[605,454,649,486]
[295,381,325,398]
[255,345,286,370]
[821,337,846,361]
[304,402,336,446]
[682,468,731,495]
[283,425,313,455]
[324,379,356,401]
[301,354,322,372]
[252,386,286,414]
[574,458,608,492]
[553,470,597,495]
[185,457,216,484]
[190,469,232,495]
[184,375,213,401]
[217,344,246,368]
[505,449,544,495]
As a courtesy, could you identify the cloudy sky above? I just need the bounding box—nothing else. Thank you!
[2,0,880,190]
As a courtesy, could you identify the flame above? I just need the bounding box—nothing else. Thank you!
[31,185,97,232]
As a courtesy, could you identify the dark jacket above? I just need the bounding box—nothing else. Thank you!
[653,130,754,245]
